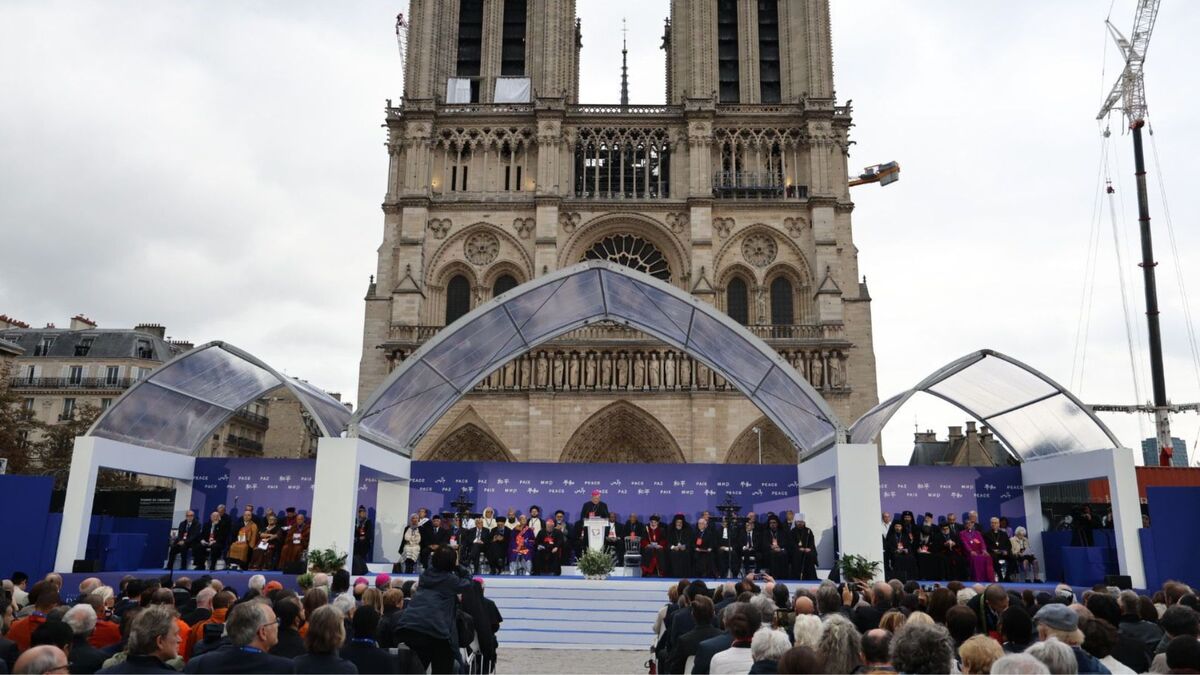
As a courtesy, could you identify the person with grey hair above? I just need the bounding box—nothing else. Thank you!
[819,614,863,674]
[182,602,291,674]
[990,653,1051,674]
[816,582,844,618]
[98,606,180,674]
[709,602,761,675]
[1116,590,1163,662]
[890,621,956,674]
[1026,637,1079,674]
[311,573,330,591]
[750,627,790,673]
[792,614,823,650]
[330,593,356,617]
[12,645,69,675]
[247,576,266,593]
[749,594,777,629]
[63,604,109,674]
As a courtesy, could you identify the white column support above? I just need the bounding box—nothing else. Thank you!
[1020,447,1145,589]
[1023,485,1045,571]
[310,437,410,566]
[798,444,883,576]
[56,437,196,572]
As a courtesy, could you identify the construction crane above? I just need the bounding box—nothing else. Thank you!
[1094,0,1189,466]
[395,12,408,75]
[849,162,900,188]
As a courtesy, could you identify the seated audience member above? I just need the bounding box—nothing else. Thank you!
[791,615,823,651]
[859,628,893,672]
[269,596,306,659]
[180,588,214,629]
[1032,604,1111,674]
[889,622,956,674]
[749,628,790,674]
[96,606,180,674]
[1082,616,1136,675]
[12,646,69,675]
[1117,589,1163,661]
[1025,637,1079,674]
[959,634,1004,674]
[710,603,762,675]
[9,585,60,652]
[817,614,862,675]
[989,653,1051,674]
[668,596,721,674]
[1151,606,1200,674]
[294,605,356,674]
[29,621,73,660]
[375,590,405,650]
[184,591,234,660]
[999,606,1035,654]
[946,605,979,650]
[393,547,474,674]
[1085,593,1149,673]
[774,646,824,675]
[63,605,110,674]
[183,601,293,674]
[340,607,395,674]
[1166,635,1200,674]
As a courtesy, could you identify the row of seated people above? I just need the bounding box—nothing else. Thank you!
[882,510,1041,583]
[399,506,823,579]
[166,505,311,573]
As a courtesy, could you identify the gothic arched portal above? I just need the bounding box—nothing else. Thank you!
[724,418,796,465]
[421,407,516,462]
[559,401,686,464]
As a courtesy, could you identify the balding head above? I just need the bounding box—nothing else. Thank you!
[64,604,98,637]
[78,577,101,596]
[794,595,815,615]
[13,645,68,674]
[195,587,216,609]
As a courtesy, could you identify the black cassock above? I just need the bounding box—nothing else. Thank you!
[667,526,694,577]
[983,529,1015,581]
[736,526,760,573]
[934,528,966,581]
[713,523,738,578]
[760,527,791,576]
[580,500,610,522]
[534,528,565,575]
[692,526,716,577]
[886,528,917,581]
[789,526,818,580]
[915,527,941,580]
[488,524,510,573]
[353,518,374,559]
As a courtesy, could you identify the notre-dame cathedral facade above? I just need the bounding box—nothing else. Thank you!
[359,0,878,464]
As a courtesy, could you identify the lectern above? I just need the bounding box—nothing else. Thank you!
[585,517,608,552]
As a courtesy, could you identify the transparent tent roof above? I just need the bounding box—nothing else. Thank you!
[848,350,1121,461]
[351,261,843,457]
[89,342,351,454]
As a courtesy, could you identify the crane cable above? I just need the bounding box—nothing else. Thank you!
[1148,126,1200,459]
[1070,133,1108,394]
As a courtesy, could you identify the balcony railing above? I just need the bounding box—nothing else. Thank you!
[8,377,135,390]
[233,408,270,427]
[387,322,842,346]
[712,172,807,200]
[225,434,263,453]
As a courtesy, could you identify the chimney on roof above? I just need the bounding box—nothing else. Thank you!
[965,420,977,436]
[70,315,97,330]
[0,315,30,329]
[135,323,166,339]
[914,430,937,443]
[169,339,195,352]
[948,425,963,441]
[327,392,342,402]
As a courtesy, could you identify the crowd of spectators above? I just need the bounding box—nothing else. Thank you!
[652,575,1200,674]
[1,550,502,674]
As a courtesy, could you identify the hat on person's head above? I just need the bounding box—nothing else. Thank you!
[264,581,283,593]
[649,514,661,522]
[354,577,369,587]
[591,489,601,497]
[375,574,390,588]
[1034,603,1079,631]
[431,513,441,520]
[286,507,296,513]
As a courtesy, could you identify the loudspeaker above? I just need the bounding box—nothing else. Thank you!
[281,560,305,574]
[72,560,98,573]
[1105,574,1133,590]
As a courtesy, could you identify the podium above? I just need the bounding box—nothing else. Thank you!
[585,518,608,553]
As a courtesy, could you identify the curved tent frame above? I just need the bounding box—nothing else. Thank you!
[88,341,351,454]
[849,349,1122,461]
[352,260,843,458]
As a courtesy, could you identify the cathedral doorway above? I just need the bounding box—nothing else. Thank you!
[724,418,795,464]
[558,400,686,463]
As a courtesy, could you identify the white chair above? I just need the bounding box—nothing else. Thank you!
[685,655,695,674]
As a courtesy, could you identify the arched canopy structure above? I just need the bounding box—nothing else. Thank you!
[849,349,1122,461]
[352,261,842,457]
[88,342,351,454]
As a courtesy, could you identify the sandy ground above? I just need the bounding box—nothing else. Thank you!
[496,648,649,674]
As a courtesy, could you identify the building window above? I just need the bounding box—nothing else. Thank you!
[61,398,76,420]
[717,0,740,103]
[24,365,35,383]
[105,366,120,385]
[501,0,527,76]
[726,277,750,325]
[75,337,95,356]
[100,398,113,411]
[68,365,83,385]
[457,0,484,79]
[493,274,519,297]
[23,398,34,411]
[582,234,672,281]
[445,275,472,324]
[134,367,152,381]
[770,276,794,325]
[135,339,154,359]
[35,337,55,356]
[757,0,782,103]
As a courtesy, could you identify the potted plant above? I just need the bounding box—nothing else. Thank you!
[837,554,881,584]
[576,548,616,580]
[306,546,348,574]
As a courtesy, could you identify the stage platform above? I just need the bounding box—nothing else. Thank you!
[60,569,1072,651]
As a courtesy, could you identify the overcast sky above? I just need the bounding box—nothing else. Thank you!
[2,1,1198,465]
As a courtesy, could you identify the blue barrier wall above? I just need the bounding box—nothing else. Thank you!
[1145,486,1200,589]
[0,475,55,579]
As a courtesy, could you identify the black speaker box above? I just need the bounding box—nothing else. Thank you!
[281,560,306,574]
[1105,574,1133,590]
[72,560,98,573]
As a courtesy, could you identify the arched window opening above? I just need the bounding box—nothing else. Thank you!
[446,275,472,324]
[770,276,794,325]
[582,234,671,281]
[492,274,519,297]
[726,277,749,325]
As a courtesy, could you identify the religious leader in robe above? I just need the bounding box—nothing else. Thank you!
[640,514,668,577]
[713,515,738,578]
[760,514,791,577]
[789,516,818,580]
[533,518,565,576]
[666,514,694,578]
[353,505,374,561]
[226,512,258,571]
[277,512,310,570]
[692,517,716,578]
[579,489,609,522]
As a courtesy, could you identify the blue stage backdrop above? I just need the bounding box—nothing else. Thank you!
[0,475,56,579]
[191,458,1023,528]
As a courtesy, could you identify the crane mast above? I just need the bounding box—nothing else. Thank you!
[1096,0,1174,464]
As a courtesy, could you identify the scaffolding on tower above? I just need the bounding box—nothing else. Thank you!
[396,12,408,75]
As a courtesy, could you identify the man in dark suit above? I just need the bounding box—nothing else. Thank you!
[340,607,397,674]
[193,512,229,572]
[183,602,292,674]
[664,582,713,660]
[668,596,722,674]
[466,518,490,575]
[167,511,202,571]
[64,605,110,674]
[691,630,735,675]
[268,597,305,660]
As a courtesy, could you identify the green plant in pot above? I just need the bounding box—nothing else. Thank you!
[307,546,348,573]
[576,547,616,579]
[837,554,881,584]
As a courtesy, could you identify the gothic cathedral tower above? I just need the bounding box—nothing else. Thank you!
[359,0,877,464]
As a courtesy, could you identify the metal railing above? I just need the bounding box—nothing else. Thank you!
[8,377,134,390]
[225,434,263,453]
[233,408,270,427]
[387,322,840,346]
[712,172,807,200]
